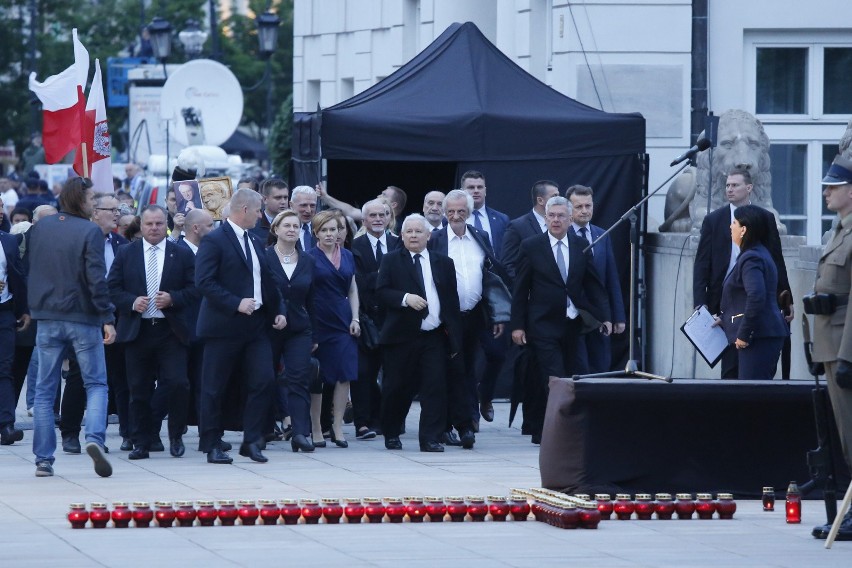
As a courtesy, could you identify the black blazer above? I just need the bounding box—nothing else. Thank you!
[106,231,129,256]
[502,210,544,285]
[694,204,789,315]
[265,246,315,334]
[375,248,462,354]
[351,232,401,327]
[510,232,610,340]
[108,239,197,345]
[0,230,28,318]
[249,213,275,245]
[194,222,285,339]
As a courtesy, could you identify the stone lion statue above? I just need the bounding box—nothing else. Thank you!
[659,109,783,233]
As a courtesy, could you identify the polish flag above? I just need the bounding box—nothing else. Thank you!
[28,29,89,164]
[73,60,112,189]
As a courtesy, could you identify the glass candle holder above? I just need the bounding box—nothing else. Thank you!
[300,499,322,525]
[578,503,601,529]
[634,494,655,520]
[344,498,365,524]
[196,500,218,527]
[762,487,775,511]
[594,494,613,520]
[785,482,801,524]
[132,501,154,528]
[68,503,89,529]
[674,493,695,520]
[259,499,280,525]
[613,494,635,520]
[111,502,132,529]
[385,498,407,523]
[175,501,197,527]
[237,500,259,526]
[467,496,488,522]
[217,500,238,526]
[446,497,469,523]
[405,497,427,523]
[694,493,715,520]
[488,496,510,522]
[364,498,386,524]
[509,498,530,521]
[559,502,580,529]
[279,499,301,525]
[154,501,176,528]
[322,498,344,524]
[425,496,447,522]
[88,503,110,529]
[654,493,675,520]
[714,493,736,520]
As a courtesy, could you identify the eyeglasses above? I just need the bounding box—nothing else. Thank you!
[95,207,120,214]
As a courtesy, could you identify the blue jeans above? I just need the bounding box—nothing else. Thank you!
[32,321,108,464]
[25,349,38,409]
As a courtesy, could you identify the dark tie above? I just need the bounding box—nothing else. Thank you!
[472,210,489,242]
[413,253,428,320]
[302,224,313,250]
[243,232,253,272]
[579,226,593,256]
[375,240,383,263]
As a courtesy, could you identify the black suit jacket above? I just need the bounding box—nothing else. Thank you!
[693,204,789,315]
[502,210,544,285]
[375,248,462,354]
[106,231,129,256]
[108,239,197,345]
[510,232,610,340]
[0,230,28,319]
[194,222,285,339]
[265,246,315,334]
[249,212,275,245]
[352,232,401,327]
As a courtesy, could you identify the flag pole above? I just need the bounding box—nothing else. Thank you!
[81,143,89,178]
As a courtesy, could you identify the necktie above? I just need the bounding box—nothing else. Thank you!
[375,240,383,263]
[243,232,254,272]
[413,253,428,320]
[145,245,159,317]
[555,241,568,283]
[302,224,313,250]
[579,226,593,256]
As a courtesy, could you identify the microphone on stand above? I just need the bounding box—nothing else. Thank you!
[669,138,712,167]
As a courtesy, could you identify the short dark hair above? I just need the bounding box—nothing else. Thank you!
[460,170,485,185]
[728,167,753,185]
[531,180,559,204]
[733,204,768,251]
[385,185,407,210]
[565,184,594,199]
[58,177,93,218]
[261,178,288,197]
[238,177,260,192]
[10,207,33,222]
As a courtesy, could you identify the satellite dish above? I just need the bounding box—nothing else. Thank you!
[160,59,244,146]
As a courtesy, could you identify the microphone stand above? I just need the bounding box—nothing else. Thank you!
[573,160,694,383]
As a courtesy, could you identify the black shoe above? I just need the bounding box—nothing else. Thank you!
[217,440,232,452]
[813,511,852,540]
[149,438,165,452]
[440,430,462,446]
[330,430,348,448]
[62,434,81,454]
[480,401,495,422]
[384,436,402,450]
[207,448,233,464]
[0,424,24,445]
[85,443,113,478]
[291,434,315,453]
[420,441,445,453]
[531,433,542,445]
[343,402,354,424]
[120,437,134,452]
[356,427,377,440]
[239,442,269,463]
[460,430,475,449]
[128,447,149,460]
[169,437,185,458]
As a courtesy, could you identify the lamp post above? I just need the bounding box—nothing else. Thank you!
[178,19,208,60]
[147,17,173,63]
[256,11,281,136]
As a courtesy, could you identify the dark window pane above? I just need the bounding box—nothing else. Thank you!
[824,48,852,114]
[780,218,806,236]
[823,144,840,216]
[769,144,806,221]
[756,48,807,114]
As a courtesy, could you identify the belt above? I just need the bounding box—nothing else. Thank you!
[141,317,167,325]
[836,295,849,307]
[0,299,14,312]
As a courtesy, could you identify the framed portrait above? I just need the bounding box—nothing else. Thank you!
[172,180,202,215]
[198,177,233,221]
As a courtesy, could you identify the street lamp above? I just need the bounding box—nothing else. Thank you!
[178,19,208,59]
[256,11,281,59]
[147,17,173,61]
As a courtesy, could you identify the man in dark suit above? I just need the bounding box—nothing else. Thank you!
[250,178,289,244]
[290,185,318,251]
[567,184,627,373]
[693,167,791,379]
[428,190,508,447]
[0,228,30,445]
[462,171,509,259]
[511,196,611,442]
[108,206,197,459]
[376,214,462,452]
[423,190,446,233]
[502,180,560,284]
[195,189,287,464]
[351,199,400,440]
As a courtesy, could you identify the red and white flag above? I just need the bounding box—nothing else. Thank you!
[28,29,89,164]
[73,59,112,189]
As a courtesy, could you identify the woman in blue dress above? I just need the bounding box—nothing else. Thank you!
[309,210,360,447]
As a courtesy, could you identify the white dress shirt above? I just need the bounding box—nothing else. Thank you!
[447,227,484,311]
[142,238,166,318]
[366,232,388,261]
[227,219,263,308]
[104,234,116,276]
[532,209,547,233]
[0,240,11,304]
[184,239,198,255]
[549,233,579,319]
[405,249,441,331]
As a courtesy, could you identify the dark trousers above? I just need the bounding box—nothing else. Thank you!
[448,310,482,431]
[0,310,16,427]
[352,344,383,431]
[271,328,313,437]
[721,345,739,379]
[477,327,509,405]
[737,336,784,380]
[59,356,85,437]
[198,313,274,452]
[582,329,612,373]
[125,320,189,449]
[381,328,448,444]
[12,345,33,407]
[150,339,202,434]
[105,342,129,437]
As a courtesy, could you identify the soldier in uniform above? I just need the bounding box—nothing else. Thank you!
[810,154,852,541]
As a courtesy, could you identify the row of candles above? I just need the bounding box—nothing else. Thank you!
[66,496,535,529]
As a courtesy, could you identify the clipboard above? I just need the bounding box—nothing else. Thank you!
[680,305,729,368]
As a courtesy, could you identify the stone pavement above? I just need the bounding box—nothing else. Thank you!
[1,402,849,567]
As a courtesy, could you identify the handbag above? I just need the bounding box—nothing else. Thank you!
[358,311,381,351]
[482,268,511,324]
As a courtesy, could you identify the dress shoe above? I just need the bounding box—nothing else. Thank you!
[217,440,232,452]
[169,437,185,458]
[85,442,113,478]
[460,430,476,449]
[149,438,165,452]
[419,441,445,453]
[343,401,354,424]
[384,436,403,450]
[312,438,327,448]
[128,447,150,460]
[239,442,269,463]
[480,401,495,422]
[356,427,377,440]
[291,434,315,453]
[119,437,134,452]
[813,511,852,540]
[440,430,462,446]
[330,429,348,448]
[62,434,82,454]
[207,448,233,464]
[0,424,24,445]
[531,433,542,445]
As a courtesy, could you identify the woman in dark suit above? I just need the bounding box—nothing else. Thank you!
[267,210,316,452]
[718,205,788,379]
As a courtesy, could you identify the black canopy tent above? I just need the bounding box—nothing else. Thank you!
[291,21,647,370]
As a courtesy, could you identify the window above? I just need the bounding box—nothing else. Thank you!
[756,48,807,114]
[823,48,852,114]
[769,144,807,236]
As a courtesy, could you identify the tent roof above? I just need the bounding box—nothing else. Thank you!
[321,22,645,162]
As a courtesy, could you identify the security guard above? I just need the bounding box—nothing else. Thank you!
[810,154,852,540]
